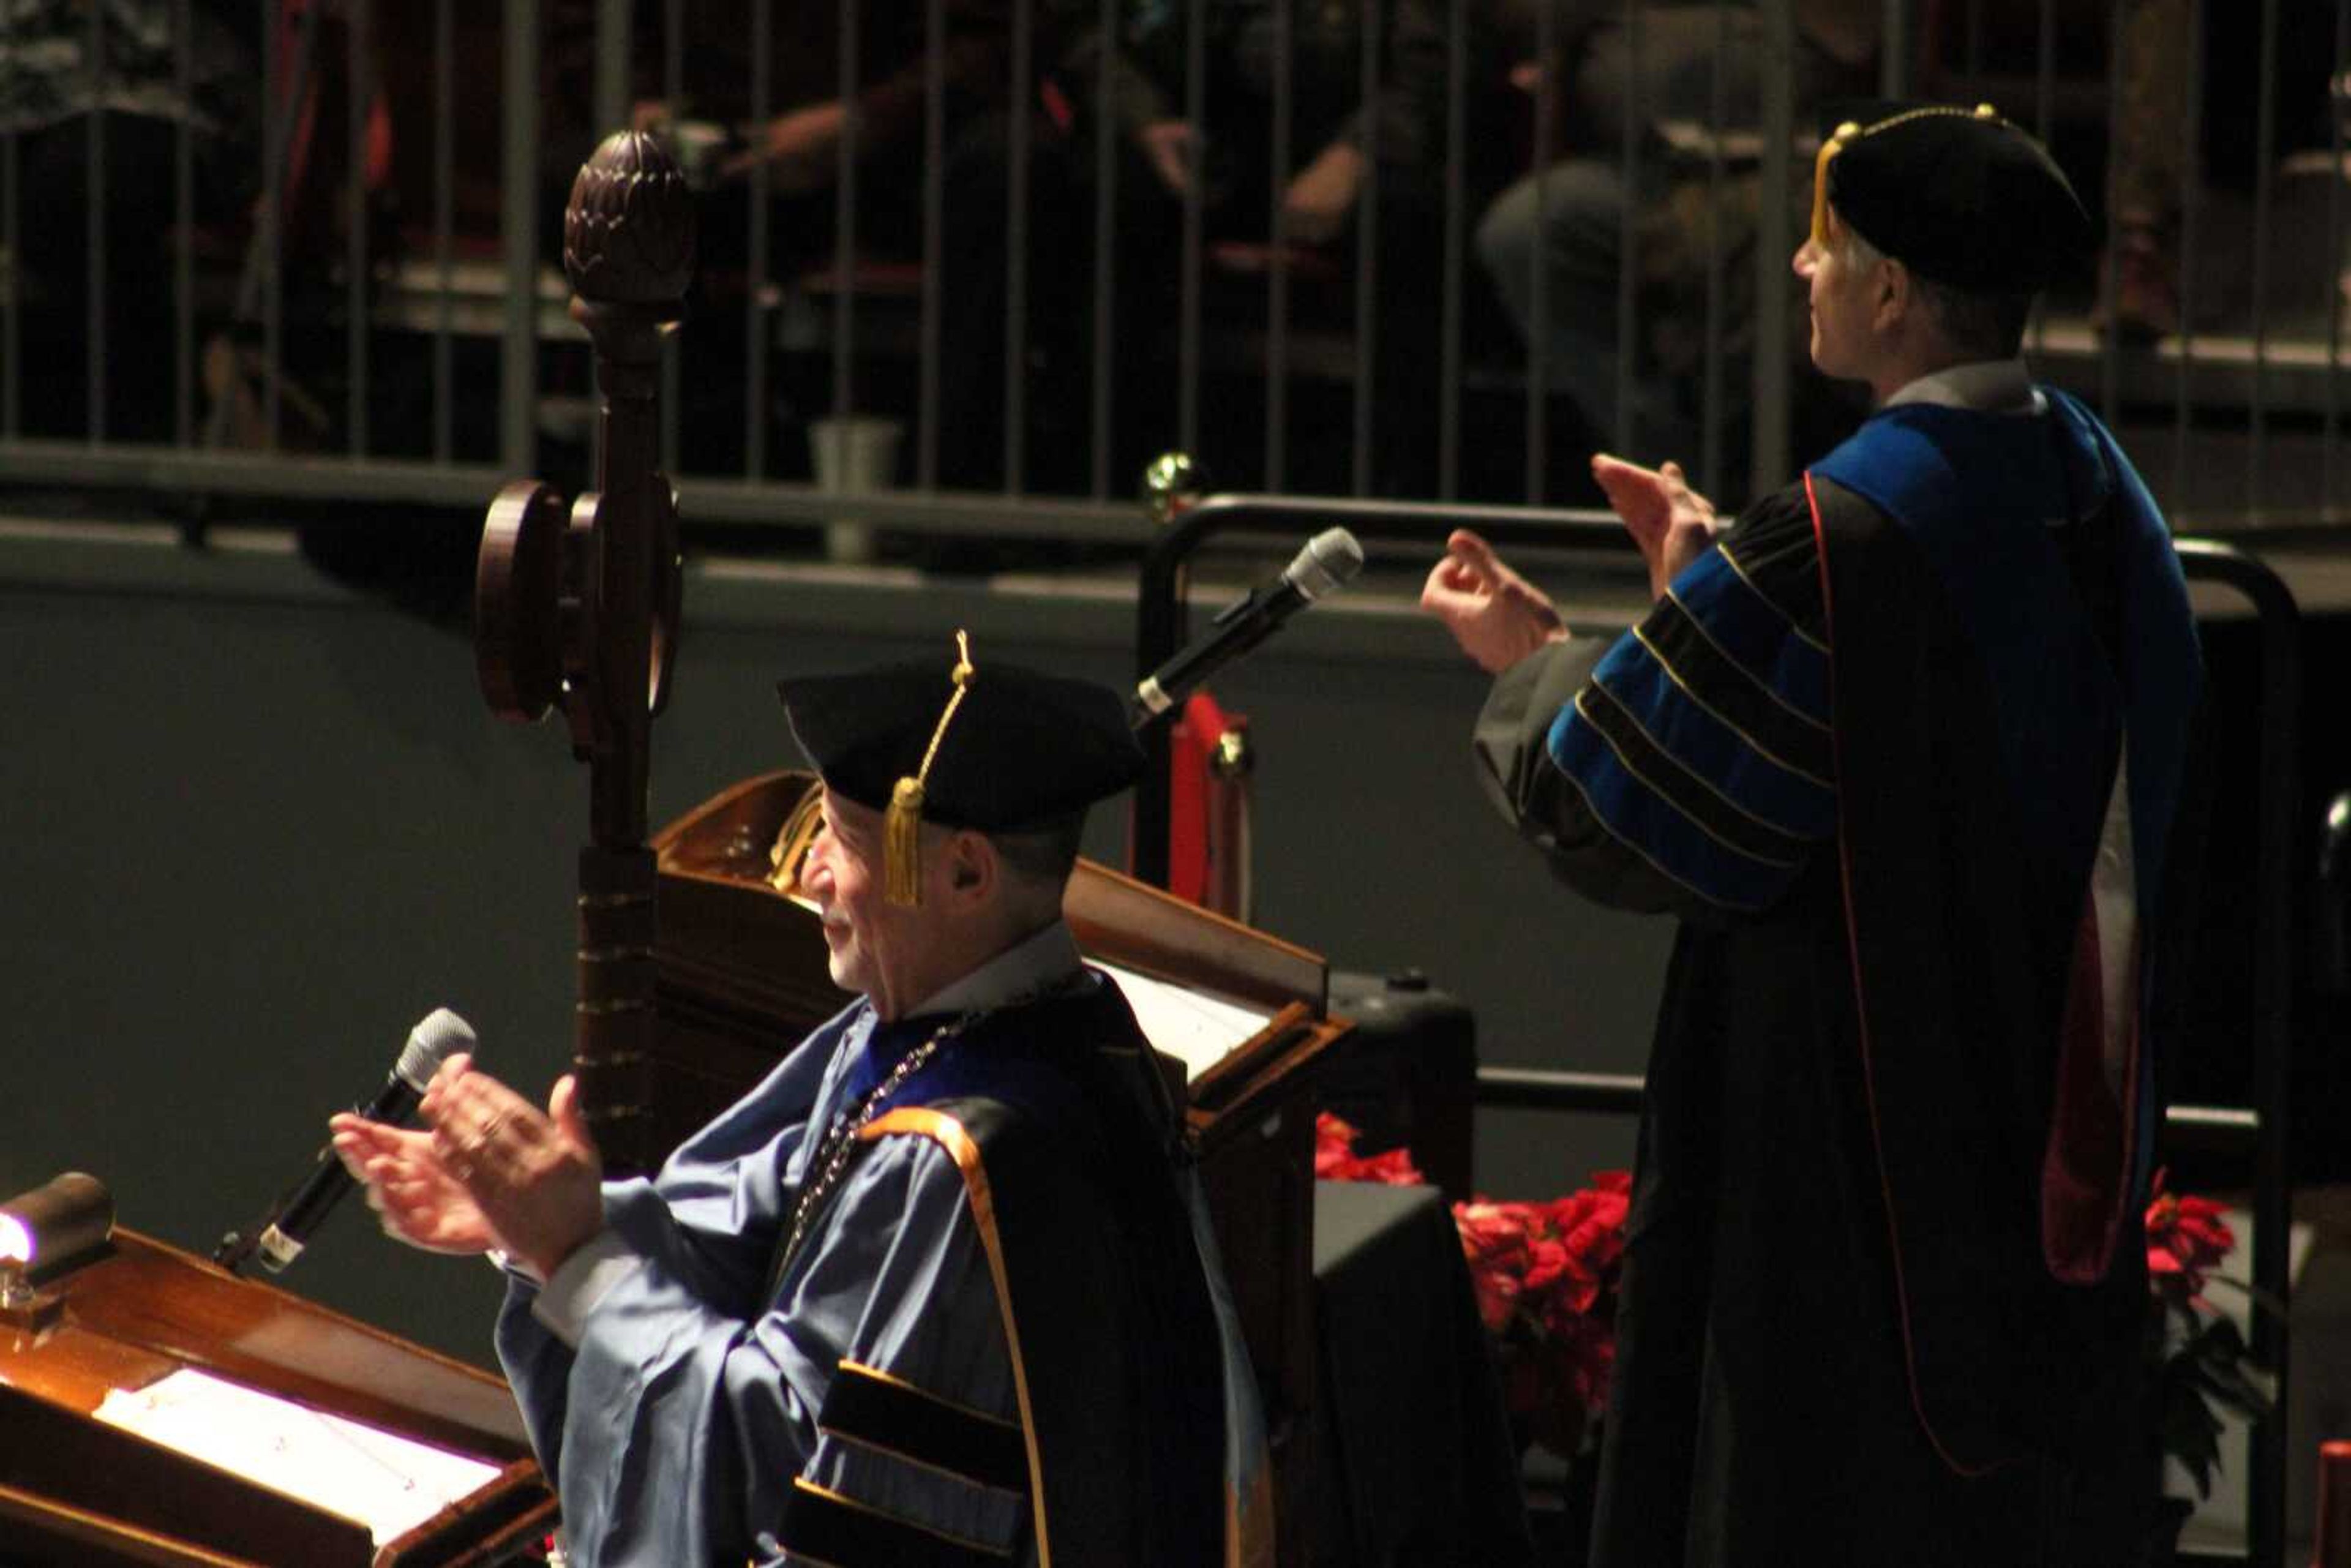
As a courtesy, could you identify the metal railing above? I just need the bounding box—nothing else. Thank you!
[2,3,2349,536]
[1128,486,1632,884]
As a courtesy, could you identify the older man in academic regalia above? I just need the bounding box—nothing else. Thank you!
[1422,108,2203,1565]
[334,640,1269,1567]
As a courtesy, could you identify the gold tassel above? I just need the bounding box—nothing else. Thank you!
[883,631,977,907]
[768,783,827,895]
[1809,121,1861,250]
[883,776,927,905]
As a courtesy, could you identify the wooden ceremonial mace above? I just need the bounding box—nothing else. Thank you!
[474,132,694,1176]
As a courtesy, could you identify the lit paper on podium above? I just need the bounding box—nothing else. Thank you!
[1096,960,1272,1081]
[94,1366,502,1546]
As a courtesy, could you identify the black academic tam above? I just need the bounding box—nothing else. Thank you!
[777,658,1145,833]
[1828,105,2091,294]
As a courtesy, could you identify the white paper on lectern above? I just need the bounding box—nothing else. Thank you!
[93,1366,503,1547]
[1093,960,1272,1081]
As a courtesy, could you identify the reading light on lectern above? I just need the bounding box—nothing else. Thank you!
[0,1171,113,1279]
[0,1173,109,1334]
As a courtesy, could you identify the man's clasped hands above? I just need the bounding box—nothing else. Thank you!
[331,1056,604,1281]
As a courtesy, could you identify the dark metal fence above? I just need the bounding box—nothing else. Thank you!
[5,2,2347,537]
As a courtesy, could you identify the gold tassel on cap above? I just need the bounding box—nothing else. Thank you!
[768,784,827,895]
[1809,121,1860,249]
[884,630,977,906]
[1811,107,2012,250]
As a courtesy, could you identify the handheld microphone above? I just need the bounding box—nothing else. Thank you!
[1131,527,1365,724]
[221,1008,478,1274]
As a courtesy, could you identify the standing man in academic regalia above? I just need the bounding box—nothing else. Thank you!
[333,638,1270,1567]
[1421,107,2203,1566]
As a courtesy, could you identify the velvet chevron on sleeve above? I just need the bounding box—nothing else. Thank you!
[1475,487,1834,921]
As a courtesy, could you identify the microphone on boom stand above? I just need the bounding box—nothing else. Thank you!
[1128,527,1366,730]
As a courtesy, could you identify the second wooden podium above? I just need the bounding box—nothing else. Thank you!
[0,1225,555,1567]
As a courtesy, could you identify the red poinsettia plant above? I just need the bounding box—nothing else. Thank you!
[2143,1169,2274,1498]
[1316,1114,1628,1457]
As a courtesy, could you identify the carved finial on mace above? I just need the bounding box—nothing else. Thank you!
[474,131,696,1174]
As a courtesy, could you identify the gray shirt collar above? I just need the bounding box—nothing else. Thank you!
[1882,358,2040,415]
[906,918,1086,1019]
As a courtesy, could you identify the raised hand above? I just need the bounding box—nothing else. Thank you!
[330,1112,500,1257]
[1281,142,1366,247]
[1420,528,1569,674]
[721,102,846,193]
[1590,453,1720,600]
[1135,120,1199,198]
[419,1056,605,1281]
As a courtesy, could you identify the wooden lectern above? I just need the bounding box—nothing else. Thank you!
[0,1230,553,1567]
[649,770,1353,1566]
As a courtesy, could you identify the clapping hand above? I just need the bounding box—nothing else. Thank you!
[1420,528,1569,674]
[1589,454,1720,600]
[331,1106,499,1258]
[333,1054,604,1279]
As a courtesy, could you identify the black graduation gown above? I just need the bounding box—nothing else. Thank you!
[777,982,1238,1567]
[1472,396,2202,1567]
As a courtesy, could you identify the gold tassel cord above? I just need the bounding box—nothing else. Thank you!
[1809,121,1860,249]
[885,631,977,907]
[883,778,928,907]
[768,784,827,895]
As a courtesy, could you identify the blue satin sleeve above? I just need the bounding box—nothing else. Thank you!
[493,1010,1031,1566]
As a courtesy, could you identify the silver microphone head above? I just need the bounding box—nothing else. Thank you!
[394,1008,478,1093]
[1282,527,1367,602]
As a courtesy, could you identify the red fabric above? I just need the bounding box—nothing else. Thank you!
[2319,1441,2351,1568]
[1164,693,1243,910]
[1038,77,1076,137]
[367,95,394,189]
[1164,695,1215,906]
[2040,895,2131,1283]
[274,2,393,217]
[277,4,321,208]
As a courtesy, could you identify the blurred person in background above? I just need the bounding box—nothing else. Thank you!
[1,0,258,442]
[1472,0,1876,472]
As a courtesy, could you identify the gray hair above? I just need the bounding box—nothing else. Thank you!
[1834,222,2031,360]
[989,815,1088,894]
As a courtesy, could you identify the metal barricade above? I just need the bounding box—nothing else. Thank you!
[1128,487,1630,885]
[2,3,2350,543]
